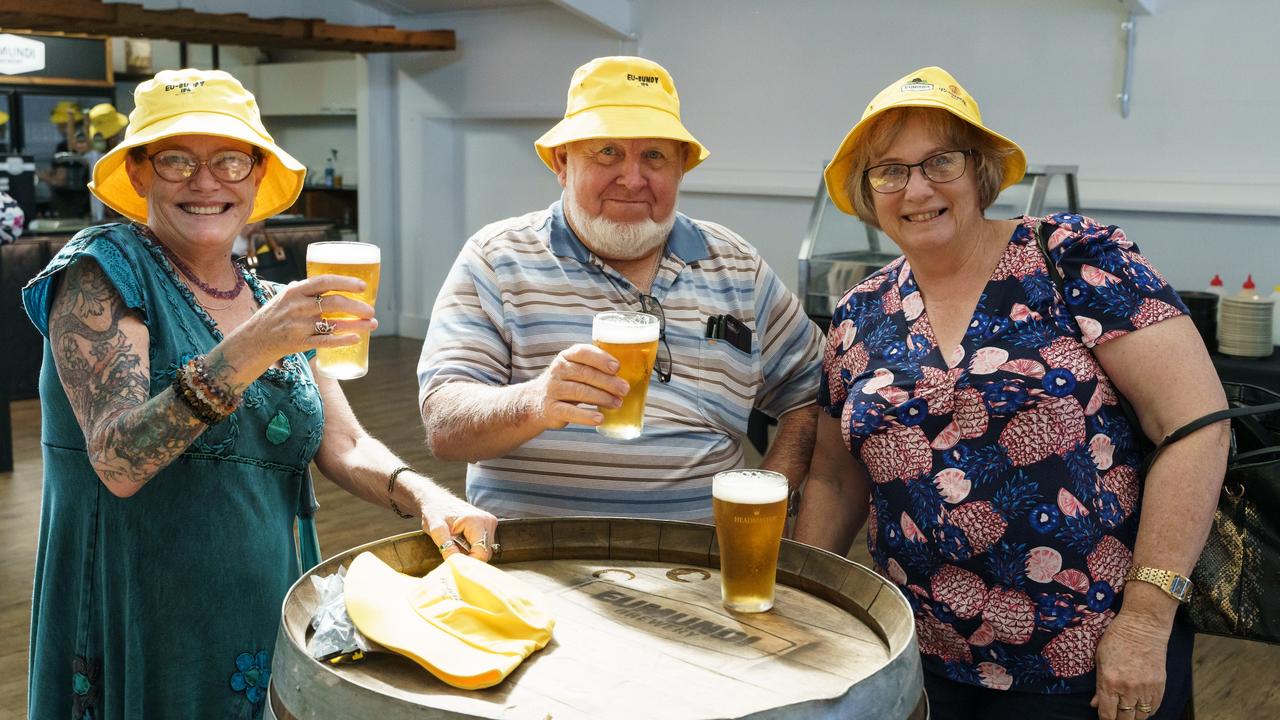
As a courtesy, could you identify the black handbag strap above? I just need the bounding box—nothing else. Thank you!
[1033,220,1280,473]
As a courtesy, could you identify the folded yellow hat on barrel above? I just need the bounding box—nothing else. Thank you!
[344,551,555,690]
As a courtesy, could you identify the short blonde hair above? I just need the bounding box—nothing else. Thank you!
[844,107,1016,229]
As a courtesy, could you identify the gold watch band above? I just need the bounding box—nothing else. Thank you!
[1126,565,1193,603]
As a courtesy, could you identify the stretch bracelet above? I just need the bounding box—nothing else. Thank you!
[387,465,416,519]
[172,362,228,425]
[189,355,237,410]
[172,356,239,425]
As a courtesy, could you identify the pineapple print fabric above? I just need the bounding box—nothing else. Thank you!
[818,213,1188,693]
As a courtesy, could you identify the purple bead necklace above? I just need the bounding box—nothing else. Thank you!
[143,225,246,301]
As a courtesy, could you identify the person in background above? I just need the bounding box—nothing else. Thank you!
[23,68,495,720]
[418,56,824,521]
[793,67,1227,720]
[87,103,129,221]
[0,188,25,244]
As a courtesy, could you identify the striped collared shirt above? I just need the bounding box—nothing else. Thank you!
[418,201,823,521]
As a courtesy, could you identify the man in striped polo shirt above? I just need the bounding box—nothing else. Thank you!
[418,56,823,522]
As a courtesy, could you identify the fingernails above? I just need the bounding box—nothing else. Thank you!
[608,360,620,373]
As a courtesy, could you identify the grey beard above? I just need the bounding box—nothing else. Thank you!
[563,187,675,261]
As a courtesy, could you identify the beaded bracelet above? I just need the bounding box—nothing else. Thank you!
[172,356,239,425]
[387,465,416,519]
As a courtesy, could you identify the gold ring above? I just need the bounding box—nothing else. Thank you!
[1136,703,1154,713]
[314,319,336,335]
[1117,706,1134,713]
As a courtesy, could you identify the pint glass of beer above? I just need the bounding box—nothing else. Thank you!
[713,469,789,613]
[306,241,381,380]
[592,311,660,440]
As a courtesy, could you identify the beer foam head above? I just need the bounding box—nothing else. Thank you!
[306,241,381,264]
[712,470,788,505]
[593,311,659,343]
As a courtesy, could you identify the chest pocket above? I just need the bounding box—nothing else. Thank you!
[696,335,760,432]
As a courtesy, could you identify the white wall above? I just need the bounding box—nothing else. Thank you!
[385,0,1279,336]
[392,5,633,335]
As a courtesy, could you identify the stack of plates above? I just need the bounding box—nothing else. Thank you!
[1218,296,1275,358]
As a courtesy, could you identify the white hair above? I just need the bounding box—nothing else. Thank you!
[562,165,677,262]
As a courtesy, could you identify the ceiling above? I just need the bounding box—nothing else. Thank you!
[355,0,548,15]
[0,0,457,53]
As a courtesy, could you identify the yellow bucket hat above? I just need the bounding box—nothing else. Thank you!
[344,551,555,690]
[50,101,84,125]
[88,103,128,139]
[534,55,709,173]
[823,66,1027,216]
[89,68,305,224]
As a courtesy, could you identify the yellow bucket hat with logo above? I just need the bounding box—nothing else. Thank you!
[824,66,1027,216]
[345,551,555,690]
[535,55,709,173]
[88,103,128,140]
[89,68,305,224]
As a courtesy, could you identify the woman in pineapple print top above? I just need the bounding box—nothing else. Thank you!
[794,67,1228,720]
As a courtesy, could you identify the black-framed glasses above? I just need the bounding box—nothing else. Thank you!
[638,294,673,384]
[864,149,974,194]
[149,149,257,183]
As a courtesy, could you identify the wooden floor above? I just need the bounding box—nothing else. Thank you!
[2,336,1277,717]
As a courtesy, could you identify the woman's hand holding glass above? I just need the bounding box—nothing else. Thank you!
[228,275,377,373]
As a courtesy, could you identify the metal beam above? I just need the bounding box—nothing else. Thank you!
[548,0,633,40]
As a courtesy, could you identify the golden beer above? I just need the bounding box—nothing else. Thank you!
[713,470,788,613]
[592,311,660,440]
[306,241,381,380]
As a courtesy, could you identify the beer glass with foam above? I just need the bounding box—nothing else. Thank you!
[713,469,788,613]
[306,241,381,380]
[592,311,659,440]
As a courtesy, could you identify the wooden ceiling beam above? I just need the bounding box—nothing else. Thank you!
[0,0,454,53]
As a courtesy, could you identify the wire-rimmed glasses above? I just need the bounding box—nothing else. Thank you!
[864,149,974,194]
[149,149,258,183]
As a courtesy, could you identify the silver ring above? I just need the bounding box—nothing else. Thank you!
[473,530,489,549]
[438,539,457,552]
[489,542,501,554]
[315,295,325,314]
[314,319,336,335]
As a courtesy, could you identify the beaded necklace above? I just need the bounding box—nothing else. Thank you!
[137,224,246,300]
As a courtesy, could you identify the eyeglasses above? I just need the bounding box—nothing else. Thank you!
[638,294,673,383]
[149,149,257,183]
[864,149,974,194]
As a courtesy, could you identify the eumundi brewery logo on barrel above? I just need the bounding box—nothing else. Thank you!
[0,34,45,76]
[569,581,796,659]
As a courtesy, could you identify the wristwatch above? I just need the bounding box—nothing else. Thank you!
[1126,565,1193,603]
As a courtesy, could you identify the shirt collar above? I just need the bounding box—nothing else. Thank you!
[548,198,710,264]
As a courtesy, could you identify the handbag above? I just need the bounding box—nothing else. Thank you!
[239,229,302,284]
[1034,220,1280,644]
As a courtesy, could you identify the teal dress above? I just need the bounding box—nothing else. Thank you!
[22,223,324,720]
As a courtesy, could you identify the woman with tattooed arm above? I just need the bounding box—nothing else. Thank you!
[21,69,495,720]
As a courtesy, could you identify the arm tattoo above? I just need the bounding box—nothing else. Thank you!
[49,259,207,489]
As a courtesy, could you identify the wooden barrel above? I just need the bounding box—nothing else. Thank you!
[270,517,926,719]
